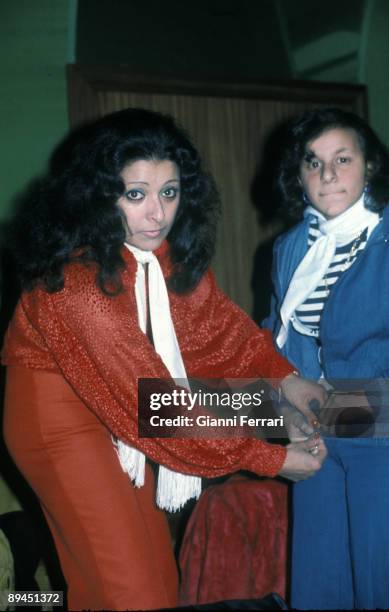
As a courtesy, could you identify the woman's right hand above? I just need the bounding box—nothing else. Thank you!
[278,438,327,482]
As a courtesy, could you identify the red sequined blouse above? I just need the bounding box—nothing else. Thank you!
[2,244,293,478]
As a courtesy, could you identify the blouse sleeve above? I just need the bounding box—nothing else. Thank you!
[3,261,288,478]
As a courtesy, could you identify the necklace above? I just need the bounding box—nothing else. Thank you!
[323,229,365,296]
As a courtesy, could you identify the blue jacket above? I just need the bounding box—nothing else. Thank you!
[263,206,389,380]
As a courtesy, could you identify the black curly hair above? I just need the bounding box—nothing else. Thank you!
[8,108,220,295]
[277,107,389,218]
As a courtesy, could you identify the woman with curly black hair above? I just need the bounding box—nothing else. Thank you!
[263,107,389,610]
[2,108,326,611]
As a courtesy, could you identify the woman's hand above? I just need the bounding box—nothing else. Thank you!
[278,438,327,482]
[280,373,326,437]
[279,401,318,441]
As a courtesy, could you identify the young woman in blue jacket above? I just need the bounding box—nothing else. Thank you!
[263,107,389,610]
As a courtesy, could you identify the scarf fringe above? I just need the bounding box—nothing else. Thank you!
[157,465,202,512]
[115,439,145,487]
[115,440,202,511]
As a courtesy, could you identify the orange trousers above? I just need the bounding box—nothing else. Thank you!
[3,366,178,611]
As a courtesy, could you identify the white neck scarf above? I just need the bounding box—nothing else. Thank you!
[276,195,380,348]
[114,243,201,511]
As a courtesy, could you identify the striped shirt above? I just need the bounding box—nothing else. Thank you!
[294,218,368,337]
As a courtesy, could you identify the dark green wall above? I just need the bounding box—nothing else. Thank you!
[0,0,69,220]
[365,0,389,143]
[76,0,291,80]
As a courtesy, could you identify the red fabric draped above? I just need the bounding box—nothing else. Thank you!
[179,475,288,605]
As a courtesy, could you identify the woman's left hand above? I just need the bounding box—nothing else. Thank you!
[280,372,327,431]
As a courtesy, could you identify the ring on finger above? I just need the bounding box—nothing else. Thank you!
[308,444,319,455]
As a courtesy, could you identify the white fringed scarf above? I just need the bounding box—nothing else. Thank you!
[114,243,201,512]
[276,196,380,348]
